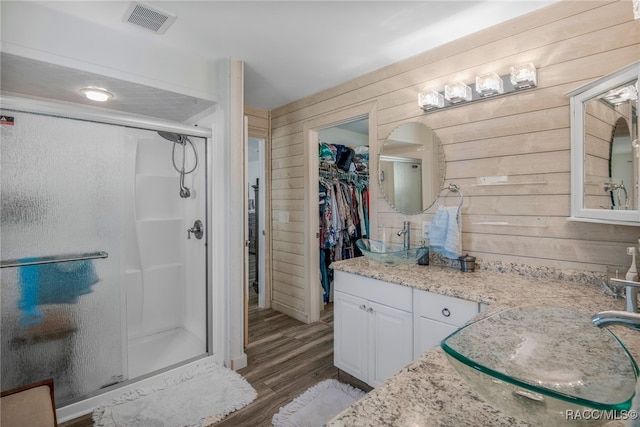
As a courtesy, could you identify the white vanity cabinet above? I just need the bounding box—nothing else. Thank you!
[333,271,413,387]
[413,289,480,357]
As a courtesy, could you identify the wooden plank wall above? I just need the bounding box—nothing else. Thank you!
[246,105,270,140]
[269,0,640,320]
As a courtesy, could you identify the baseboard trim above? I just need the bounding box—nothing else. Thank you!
[230,353,248,371]
[337,369,373,393]
[271,301,310,324]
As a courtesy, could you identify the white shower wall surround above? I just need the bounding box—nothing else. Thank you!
[124,129,207,378]
[0,106,210,413]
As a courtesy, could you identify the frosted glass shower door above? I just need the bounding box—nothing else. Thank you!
[1,112,124,405]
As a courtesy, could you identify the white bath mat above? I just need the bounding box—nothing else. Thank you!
[272,379,365,427]
[93,358,257,427]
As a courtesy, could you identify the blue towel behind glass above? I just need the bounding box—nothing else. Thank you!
[18,259,99,326]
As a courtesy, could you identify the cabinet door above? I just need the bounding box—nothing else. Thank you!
[368,301,413,387]
[414,316,459,356]
[334,291,368,381]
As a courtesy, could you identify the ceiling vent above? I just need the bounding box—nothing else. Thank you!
[122,2,176,34]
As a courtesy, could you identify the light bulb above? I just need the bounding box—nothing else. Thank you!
[80,87,113,102]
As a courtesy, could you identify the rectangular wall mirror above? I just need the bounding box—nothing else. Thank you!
[569,61,640,225]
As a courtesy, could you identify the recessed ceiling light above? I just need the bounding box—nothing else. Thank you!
[80,87,114,102]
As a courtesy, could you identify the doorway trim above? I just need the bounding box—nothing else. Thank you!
[243,107,271,348]
[247,127,271,310]
[303,101,378,322]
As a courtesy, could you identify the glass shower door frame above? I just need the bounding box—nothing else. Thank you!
[0,97,213,413]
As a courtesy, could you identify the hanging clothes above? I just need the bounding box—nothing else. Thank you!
[319,176,368,260]
[318,141,369,303]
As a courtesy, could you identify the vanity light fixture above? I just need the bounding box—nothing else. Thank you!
[418,63,537,114]
[444,82,472,104]
[510,63,537,90]
[418,90,444,111]
[80,87,114,102]
[475,72,504,97]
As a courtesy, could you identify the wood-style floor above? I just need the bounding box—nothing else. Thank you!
[59,291,339,427]
[214,292,338,427]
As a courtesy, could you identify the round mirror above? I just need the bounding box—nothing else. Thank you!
[608,117,633,210]
[378,122,445,215]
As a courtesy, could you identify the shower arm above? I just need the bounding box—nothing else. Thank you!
[159,131,198,198]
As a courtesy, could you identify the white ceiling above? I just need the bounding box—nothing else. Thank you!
[1,1,559,117]
[0,53,217,122]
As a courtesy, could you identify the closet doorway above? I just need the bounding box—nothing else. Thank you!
[303,101,378,323]
[245,136,267,346]
[248,137,266,307]
[318,120,370,304]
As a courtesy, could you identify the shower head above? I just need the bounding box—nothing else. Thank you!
[162,130,198,199]
[157,131,186,144]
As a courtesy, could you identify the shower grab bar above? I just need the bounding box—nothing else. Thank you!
[0,251,109,268]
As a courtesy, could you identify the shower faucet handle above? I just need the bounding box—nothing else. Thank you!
[187,220,204,240]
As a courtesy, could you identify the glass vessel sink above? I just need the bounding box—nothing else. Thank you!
[355,238,428,265]
[441,305,638,426]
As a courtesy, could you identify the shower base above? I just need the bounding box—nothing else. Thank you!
[128,327,205,379]
[57,355,215,423]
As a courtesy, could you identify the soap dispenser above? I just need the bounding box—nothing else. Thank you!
[626,246,638,313]
[626,247,638,281]
[418,240,429,265]
[381,225,387,252]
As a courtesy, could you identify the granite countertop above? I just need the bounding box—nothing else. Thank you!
[326,257,640,427]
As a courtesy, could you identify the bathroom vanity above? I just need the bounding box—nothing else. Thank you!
[328,257,640,426]
[334,270,481,387]
[334,272,413,387]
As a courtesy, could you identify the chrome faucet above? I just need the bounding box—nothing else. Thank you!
[609,277,640,313]
[593,275,640,329]
[397,221,410,250]
[592,311,640,330]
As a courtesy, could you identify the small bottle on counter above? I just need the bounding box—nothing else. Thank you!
[418,240,429,265]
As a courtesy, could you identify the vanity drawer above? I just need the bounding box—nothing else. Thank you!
[334,271,412,312]
[414,289,479,327]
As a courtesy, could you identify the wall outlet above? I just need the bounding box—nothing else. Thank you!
[422,221,430,239]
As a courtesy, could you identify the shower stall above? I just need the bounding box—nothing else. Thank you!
[0,106,210,411]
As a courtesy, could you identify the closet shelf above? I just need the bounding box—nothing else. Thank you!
[319,167,369,183]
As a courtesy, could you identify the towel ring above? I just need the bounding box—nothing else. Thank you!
[435,183,464,209]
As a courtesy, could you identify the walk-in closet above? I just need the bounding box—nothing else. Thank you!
[317,119,369,304]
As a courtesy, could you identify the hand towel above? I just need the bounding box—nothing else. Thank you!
[17,258,43,326]
[18,259,99,326]
[428,206,461,259]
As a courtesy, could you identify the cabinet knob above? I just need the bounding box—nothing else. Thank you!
[442,308,451,317]
[360,304,367,311]
[367,307,374,313]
